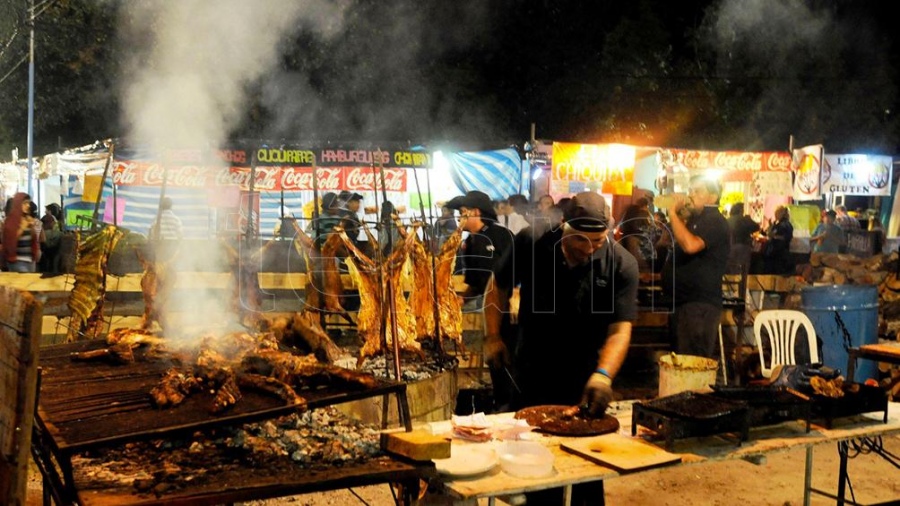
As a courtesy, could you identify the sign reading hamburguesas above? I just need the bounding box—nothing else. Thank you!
[822,154,892,196]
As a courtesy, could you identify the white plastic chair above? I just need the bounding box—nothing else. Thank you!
[753,309,820,378]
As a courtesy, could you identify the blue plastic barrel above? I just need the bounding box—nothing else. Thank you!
[800,285,879,381]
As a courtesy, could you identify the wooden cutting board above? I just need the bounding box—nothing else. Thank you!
[562,433,681,472]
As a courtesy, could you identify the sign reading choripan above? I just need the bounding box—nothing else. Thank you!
[822,154,892,196]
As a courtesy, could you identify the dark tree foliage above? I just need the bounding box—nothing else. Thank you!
[0,0,897,157]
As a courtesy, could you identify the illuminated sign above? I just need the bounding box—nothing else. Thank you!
[551,143,635,195]
[822,154,892,195]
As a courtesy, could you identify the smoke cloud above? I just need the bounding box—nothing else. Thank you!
[702,1,892,150]
[118,0,349,149]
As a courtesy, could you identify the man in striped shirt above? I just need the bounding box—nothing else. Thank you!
[149,197,183,240]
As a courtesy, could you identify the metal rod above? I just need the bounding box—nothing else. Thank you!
[311,153,321,240]
[412,159,444,353]
[151,149,169,241]
[92,140,115,231]
[377,152,401,382]
[26,0,35,198]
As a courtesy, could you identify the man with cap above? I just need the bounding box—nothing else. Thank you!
[337,191,367,254]
[446,190,514,311]
[309,192,343,248]
[484,190,638,506]
[663,175,730,360]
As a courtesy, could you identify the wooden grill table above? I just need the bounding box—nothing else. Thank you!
[31,339,432,506]
[847,342,900,382]
[437,401,900,506]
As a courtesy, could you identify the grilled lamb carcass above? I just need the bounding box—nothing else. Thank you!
[433,224,465,345]
[407,223,465,345]
[135,246,174,332]
[148,333,377,413]
[336,226,421,365]
[67,227,127,342]
[290,221,353,323]
[407,224,436,339]
[212,371,243,413]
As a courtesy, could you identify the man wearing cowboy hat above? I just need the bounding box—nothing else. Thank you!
[445,190,514,311]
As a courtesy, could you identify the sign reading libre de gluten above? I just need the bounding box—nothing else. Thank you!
[822,154,892,196]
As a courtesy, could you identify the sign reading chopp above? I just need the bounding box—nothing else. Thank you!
[551,142,635,195]
[822,154,892,196]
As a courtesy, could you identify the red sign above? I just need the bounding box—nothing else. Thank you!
[668,149,791,172]
[111,161,408,192]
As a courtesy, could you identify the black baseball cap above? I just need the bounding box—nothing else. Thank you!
[338,190,363,202]
[321,192,339,210]
[566,191,610,232]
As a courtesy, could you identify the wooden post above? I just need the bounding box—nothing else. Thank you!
[0,287,42,506]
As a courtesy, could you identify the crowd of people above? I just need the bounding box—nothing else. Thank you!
[0,192,66,275]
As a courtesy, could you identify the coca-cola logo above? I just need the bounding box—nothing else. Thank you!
[682,151,711,169]
[170,166,209,187]
[344,167,406,191]
[112,162,140,185]
[713,152,762,171]
[215,168,252,187]
[317,168,342,190]
[142,164,169,185]
[254,167,279,191]
[281,168,313,190]
[767,152,792,171]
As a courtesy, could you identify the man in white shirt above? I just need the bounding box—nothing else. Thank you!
[495,197,528,235]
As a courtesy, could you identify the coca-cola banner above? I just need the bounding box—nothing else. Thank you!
[659,148,792,182]
[112,161,407,192]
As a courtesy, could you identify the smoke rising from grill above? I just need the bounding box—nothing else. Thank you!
[118,0,349,149]
[115,0,350,336]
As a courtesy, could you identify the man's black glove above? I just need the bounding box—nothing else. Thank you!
[581,372,614,418]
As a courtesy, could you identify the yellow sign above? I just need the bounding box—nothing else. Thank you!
[82,175,104,203]
[551,143,635,195]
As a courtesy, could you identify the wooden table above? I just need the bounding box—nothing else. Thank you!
[847,342,900,382]
[438,401,900,506]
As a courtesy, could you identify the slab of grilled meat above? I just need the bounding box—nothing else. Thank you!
[145,331,377,414]
[66,227,126,342]
[336,225,421,365]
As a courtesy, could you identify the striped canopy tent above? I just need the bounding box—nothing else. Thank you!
[445,148,527,200]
